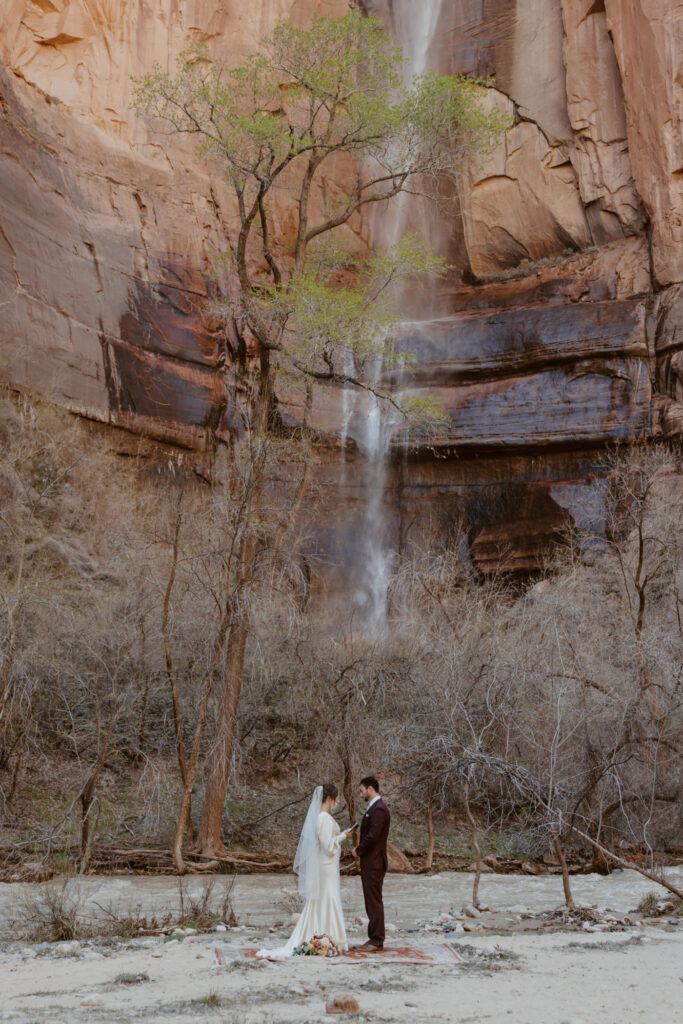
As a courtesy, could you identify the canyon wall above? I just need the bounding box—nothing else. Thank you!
[1,0,682,574]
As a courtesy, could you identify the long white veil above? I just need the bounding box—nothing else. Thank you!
[293,785,322,901]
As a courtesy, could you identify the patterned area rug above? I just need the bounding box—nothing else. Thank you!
[242,944,464,965]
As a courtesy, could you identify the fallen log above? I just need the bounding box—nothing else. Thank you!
[187,851,289,870]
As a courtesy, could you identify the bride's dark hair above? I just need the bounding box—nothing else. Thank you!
[321,783,338,801]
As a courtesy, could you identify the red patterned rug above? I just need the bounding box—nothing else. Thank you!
[242,944,463,965]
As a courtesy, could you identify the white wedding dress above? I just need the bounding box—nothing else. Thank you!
[257,807,348,959]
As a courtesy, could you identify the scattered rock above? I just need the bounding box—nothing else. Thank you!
[467,861,493,873]
[521,861,542,875]
[484,854,499,869]
[326,993,360,1015]
[55,940,81,957]
[464,906,481,918]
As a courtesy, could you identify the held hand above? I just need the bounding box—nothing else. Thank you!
[352,846,358,858]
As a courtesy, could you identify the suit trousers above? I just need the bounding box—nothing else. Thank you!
[360,866,386,946]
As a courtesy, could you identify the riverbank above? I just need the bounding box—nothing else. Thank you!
[1,870,681,1023]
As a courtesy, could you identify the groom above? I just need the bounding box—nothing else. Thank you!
[352,775,391,952]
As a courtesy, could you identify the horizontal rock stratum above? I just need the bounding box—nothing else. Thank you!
[0,0,681,570]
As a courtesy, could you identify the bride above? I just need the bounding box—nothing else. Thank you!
[257,783,354,959]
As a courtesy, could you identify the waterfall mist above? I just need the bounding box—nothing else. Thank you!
[342,0,445,637]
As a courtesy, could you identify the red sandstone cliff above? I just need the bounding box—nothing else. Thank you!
[1,1,681,569]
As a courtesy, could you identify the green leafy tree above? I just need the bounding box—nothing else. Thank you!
[133,10,508,864]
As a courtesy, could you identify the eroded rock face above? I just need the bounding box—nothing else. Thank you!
[0,0,351,448]
[1,0,682,574]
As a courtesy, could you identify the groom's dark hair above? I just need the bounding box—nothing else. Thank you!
[360,775,380,792]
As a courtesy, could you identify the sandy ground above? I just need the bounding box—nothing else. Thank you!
[1,870,681,1023]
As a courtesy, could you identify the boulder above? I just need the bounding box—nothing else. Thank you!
[387,842,414,874]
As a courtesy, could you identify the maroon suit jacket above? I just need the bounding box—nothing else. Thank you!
[356,798,390,873]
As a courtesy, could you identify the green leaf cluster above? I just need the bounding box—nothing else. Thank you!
[132,11,511,437]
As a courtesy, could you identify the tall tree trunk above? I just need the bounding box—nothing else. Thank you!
[195,609,250,857]
[341,741,356,826]
[172,602,232,872]
[464,778,481,908]
[553,836,576,910]
[192,449,311,861]
[425,795,435,873]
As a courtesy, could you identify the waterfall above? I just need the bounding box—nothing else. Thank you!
[345,0,443,636]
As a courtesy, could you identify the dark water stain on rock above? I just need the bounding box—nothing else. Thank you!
[99,265,230,444]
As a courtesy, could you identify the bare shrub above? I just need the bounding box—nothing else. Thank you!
[176,876,238,928]
[11,877,85,942]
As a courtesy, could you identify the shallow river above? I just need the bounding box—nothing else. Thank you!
[1,866,681,939]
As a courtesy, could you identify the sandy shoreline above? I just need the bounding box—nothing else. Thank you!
[1,870,681,1023]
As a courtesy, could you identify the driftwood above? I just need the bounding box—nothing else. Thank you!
[189,851,289,870]
[89,845,289,873]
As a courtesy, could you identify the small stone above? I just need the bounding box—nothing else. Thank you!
[464,906,481,918]
[326,993,360,1015]
[55,940,81,957]
[385,923,398,933]
[214,923,227,932]
[183,927,197,936]
[80,999,104,1007]
[81,950,104,961]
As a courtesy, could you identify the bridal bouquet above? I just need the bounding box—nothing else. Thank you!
[293,934,343,957]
